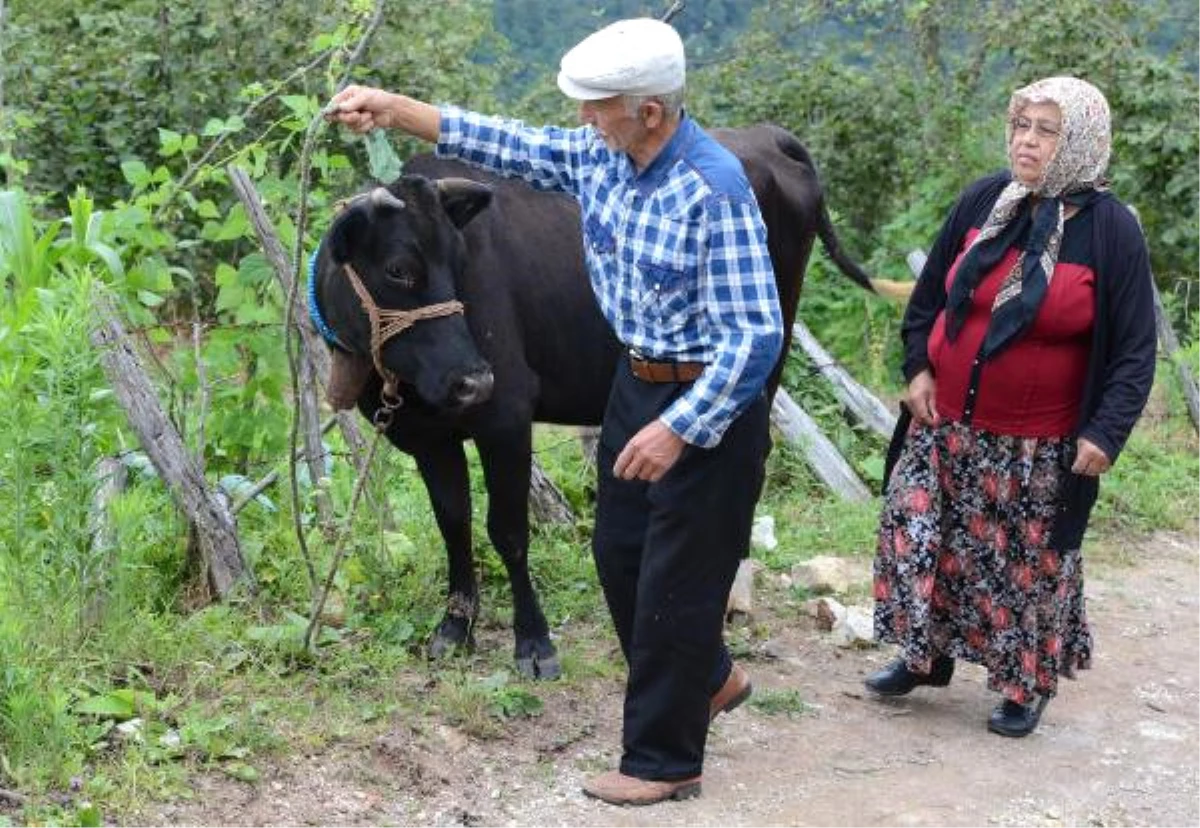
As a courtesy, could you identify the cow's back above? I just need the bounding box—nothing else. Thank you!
[404,126,827,418]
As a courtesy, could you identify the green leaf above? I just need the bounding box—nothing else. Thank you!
[203,205,251,242]
[74,688,157,721]
[75,694,136,720]
[365,130,403,183]
[86,241,125,280]
[157,128,183,157]
[75,804,103,828]
[280,95,317,119]
[120,160,151,188]
[194,199,221,219]
[222,762,260,783]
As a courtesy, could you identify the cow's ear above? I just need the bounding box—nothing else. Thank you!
[327,208,368,264]
[437,178,493,229]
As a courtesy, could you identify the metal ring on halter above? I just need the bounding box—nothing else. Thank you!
[373,380,403,430]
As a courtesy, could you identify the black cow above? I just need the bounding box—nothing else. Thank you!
[312,125,878,680]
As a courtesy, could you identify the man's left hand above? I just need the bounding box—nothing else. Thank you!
[1071,437,1111,477]
[614,421,685,482]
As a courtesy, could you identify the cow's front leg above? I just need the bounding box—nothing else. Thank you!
[477,432,561,680]
[412,443,478,660]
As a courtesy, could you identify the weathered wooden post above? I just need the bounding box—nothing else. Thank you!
[90,291,247,599]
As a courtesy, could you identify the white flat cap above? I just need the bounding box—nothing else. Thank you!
[556,18,685,100]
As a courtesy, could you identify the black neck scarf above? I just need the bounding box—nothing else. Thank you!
[945,188,1103,361]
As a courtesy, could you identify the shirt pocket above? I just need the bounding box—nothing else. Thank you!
[636,257,695,333]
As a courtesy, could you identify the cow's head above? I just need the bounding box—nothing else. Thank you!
[315,176,495,412]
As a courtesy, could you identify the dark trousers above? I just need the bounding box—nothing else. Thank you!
[592,361,770,780]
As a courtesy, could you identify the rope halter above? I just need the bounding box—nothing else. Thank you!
[340,262,464,419]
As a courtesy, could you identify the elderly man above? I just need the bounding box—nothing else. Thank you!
[326,17,782,806]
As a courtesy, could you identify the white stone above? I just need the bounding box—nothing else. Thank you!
[830,607,876,647]
[751,514,778,551]
[791,556,870,595]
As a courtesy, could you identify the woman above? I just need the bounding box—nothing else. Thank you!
[865,76,1156,737]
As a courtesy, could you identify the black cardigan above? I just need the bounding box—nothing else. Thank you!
[894,171,1157,551]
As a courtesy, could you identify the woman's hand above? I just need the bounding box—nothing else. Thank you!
[1071,437,1111,477]
[906,369,940,427]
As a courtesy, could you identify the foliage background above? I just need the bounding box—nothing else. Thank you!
[0,0,1196,822]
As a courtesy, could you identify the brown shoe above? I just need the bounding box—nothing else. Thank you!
[582,770,701,806]
[710,662,752,721]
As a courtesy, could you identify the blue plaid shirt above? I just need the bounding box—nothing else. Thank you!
[437,106,783,448]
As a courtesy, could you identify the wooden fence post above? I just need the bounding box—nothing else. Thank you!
[770,388,872,502]
[227,165,393,528]
[1151,282,1200,432]
[792,321,897,439]
[90,290,247,599]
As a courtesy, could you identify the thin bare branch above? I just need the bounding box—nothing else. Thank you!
[661,1,686,24]
[153,45,339,222]
[191,321,208,469]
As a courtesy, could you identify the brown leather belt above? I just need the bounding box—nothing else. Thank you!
[629,351,705,383]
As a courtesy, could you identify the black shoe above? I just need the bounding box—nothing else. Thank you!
[864,656,955,696]
[988,696,1049,737]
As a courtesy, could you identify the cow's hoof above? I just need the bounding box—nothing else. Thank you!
[428,616,474,661]
[515,647,561,681]
[515,654,561,680]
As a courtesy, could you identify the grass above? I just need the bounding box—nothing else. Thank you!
[748,688,815,718]
[1089,401,1199,537]
[756,439,883,572]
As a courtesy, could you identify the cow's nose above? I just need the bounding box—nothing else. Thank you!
[451,369,494,407]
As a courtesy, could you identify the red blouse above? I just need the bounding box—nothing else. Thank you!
[927,227,1095,437]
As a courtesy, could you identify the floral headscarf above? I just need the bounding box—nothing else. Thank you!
[1005,75,1111,197]
[944,77,1112,360]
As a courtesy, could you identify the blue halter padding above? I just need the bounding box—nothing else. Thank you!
[307,243,346,349]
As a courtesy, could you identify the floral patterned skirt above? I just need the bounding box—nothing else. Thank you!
[873,419,1092,703]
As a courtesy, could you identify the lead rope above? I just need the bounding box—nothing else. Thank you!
[303,263,464,652]
[303,422,387,651]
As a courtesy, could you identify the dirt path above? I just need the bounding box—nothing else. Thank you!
[145,530,1198,827]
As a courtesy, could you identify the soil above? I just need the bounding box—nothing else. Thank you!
[143,529,1198,827]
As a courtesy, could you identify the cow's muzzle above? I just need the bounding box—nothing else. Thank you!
[448,368,495,409]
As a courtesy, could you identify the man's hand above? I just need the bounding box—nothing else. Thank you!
[324,85,399,133]
[906,369,939,427]
[323,85,441,142]
[1071,437,1111,477]
[613,420,685,482]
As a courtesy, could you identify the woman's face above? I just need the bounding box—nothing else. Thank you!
[1008,101,1063,188]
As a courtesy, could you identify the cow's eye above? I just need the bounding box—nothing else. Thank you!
[385,263,416,288]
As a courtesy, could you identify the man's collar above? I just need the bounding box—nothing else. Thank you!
[631,113,694,195]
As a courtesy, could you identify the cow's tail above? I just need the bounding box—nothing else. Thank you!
[815,201,914,301]
[773,126,912,301]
